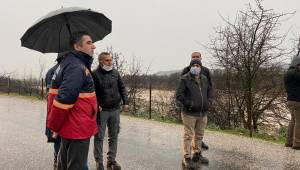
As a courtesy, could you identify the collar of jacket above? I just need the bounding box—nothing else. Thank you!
[97,65,113,74]
[70,51,94,70]
[187,72,202,80]
[56,51,69,63]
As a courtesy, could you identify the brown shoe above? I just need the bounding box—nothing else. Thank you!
[182,157,194,169]
[292,146,300,150]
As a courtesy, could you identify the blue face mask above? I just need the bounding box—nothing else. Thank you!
[190,66,201,75]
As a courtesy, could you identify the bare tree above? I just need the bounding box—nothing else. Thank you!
[38,56,46,80]
[209,0,294,136]
[124,56,144,114]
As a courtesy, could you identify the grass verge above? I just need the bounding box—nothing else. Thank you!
[123,111,286,144]
[207,125,285,144]
[0,92,43,101]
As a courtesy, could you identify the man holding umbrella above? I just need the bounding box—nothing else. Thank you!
[45,52,89,170]
[47,31,98,170]
[20,7,112,170]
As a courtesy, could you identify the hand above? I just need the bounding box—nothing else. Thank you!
[52,131,58,139]
[185,100,193,110]
[98,106,102,112]
[122,105,129,112]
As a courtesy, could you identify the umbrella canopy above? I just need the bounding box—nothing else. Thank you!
[21,7,112,53]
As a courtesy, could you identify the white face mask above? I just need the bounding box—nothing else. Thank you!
[102,64,113,71]
[190,66,201,75]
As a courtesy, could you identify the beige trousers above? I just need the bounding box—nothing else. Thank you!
[181,113,207,158]
[286,101,300,147]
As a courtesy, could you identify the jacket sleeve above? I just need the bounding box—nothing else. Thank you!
[207,78,213,106]
[207,70,212,87]
[92,71,102,107]
[47,64,85,133]
[181,66,190,76]
[202,66,212,87]
[117,72,129,105]
[176,78,192,108]
[284,68,300,87]
[45,65,58,92]
[290,68,300,80]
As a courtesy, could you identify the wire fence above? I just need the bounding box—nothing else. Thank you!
[0,76,45,99]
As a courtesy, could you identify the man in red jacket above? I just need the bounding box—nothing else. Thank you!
[47,31,98,170]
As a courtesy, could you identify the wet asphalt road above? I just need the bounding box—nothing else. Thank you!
[0,95,300,170]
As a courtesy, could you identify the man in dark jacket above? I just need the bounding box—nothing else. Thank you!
[45,52,89,170]
[181,51,211,150]
[47,31,98,170]
[93,52,129,170]
[176,59,213,168]
[284,56,300,150]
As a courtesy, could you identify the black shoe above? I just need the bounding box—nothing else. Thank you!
[107,160,121,170]
[192,152,200,162]
[292,146,300,150]
[96,162,104,170]
[182,157,194,169]
[201,142,209,150]
[192,152,209,165]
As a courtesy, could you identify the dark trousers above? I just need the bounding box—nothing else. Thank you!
[58,137,90,170]
[94,109,120,163]
[54,137,61,159]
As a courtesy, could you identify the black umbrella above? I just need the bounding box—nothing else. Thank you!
[21,7,112,53]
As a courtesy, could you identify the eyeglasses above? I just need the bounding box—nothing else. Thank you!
[192,56,200,58]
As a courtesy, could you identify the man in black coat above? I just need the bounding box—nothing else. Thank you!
[181,52,211,151]
[93,52,129,170]
[284,56,300,150]
[177,59,213,168]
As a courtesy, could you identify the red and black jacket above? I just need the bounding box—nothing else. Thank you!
[47,51,98,139]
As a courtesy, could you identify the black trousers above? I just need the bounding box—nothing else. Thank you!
[58,137,90,170]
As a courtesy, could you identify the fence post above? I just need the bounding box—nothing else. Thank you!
[18,83,21,95]
[41,78,44,100]
[7,76,10,95]
[29,80,32,96]
[149,77,152,119]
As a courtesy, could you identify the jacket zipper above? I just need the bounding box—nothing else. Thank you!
[199,84,203,115]
[196,79,204,115]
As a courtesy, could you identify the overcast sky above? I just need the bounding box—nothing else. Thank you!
[0,0,299,77]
